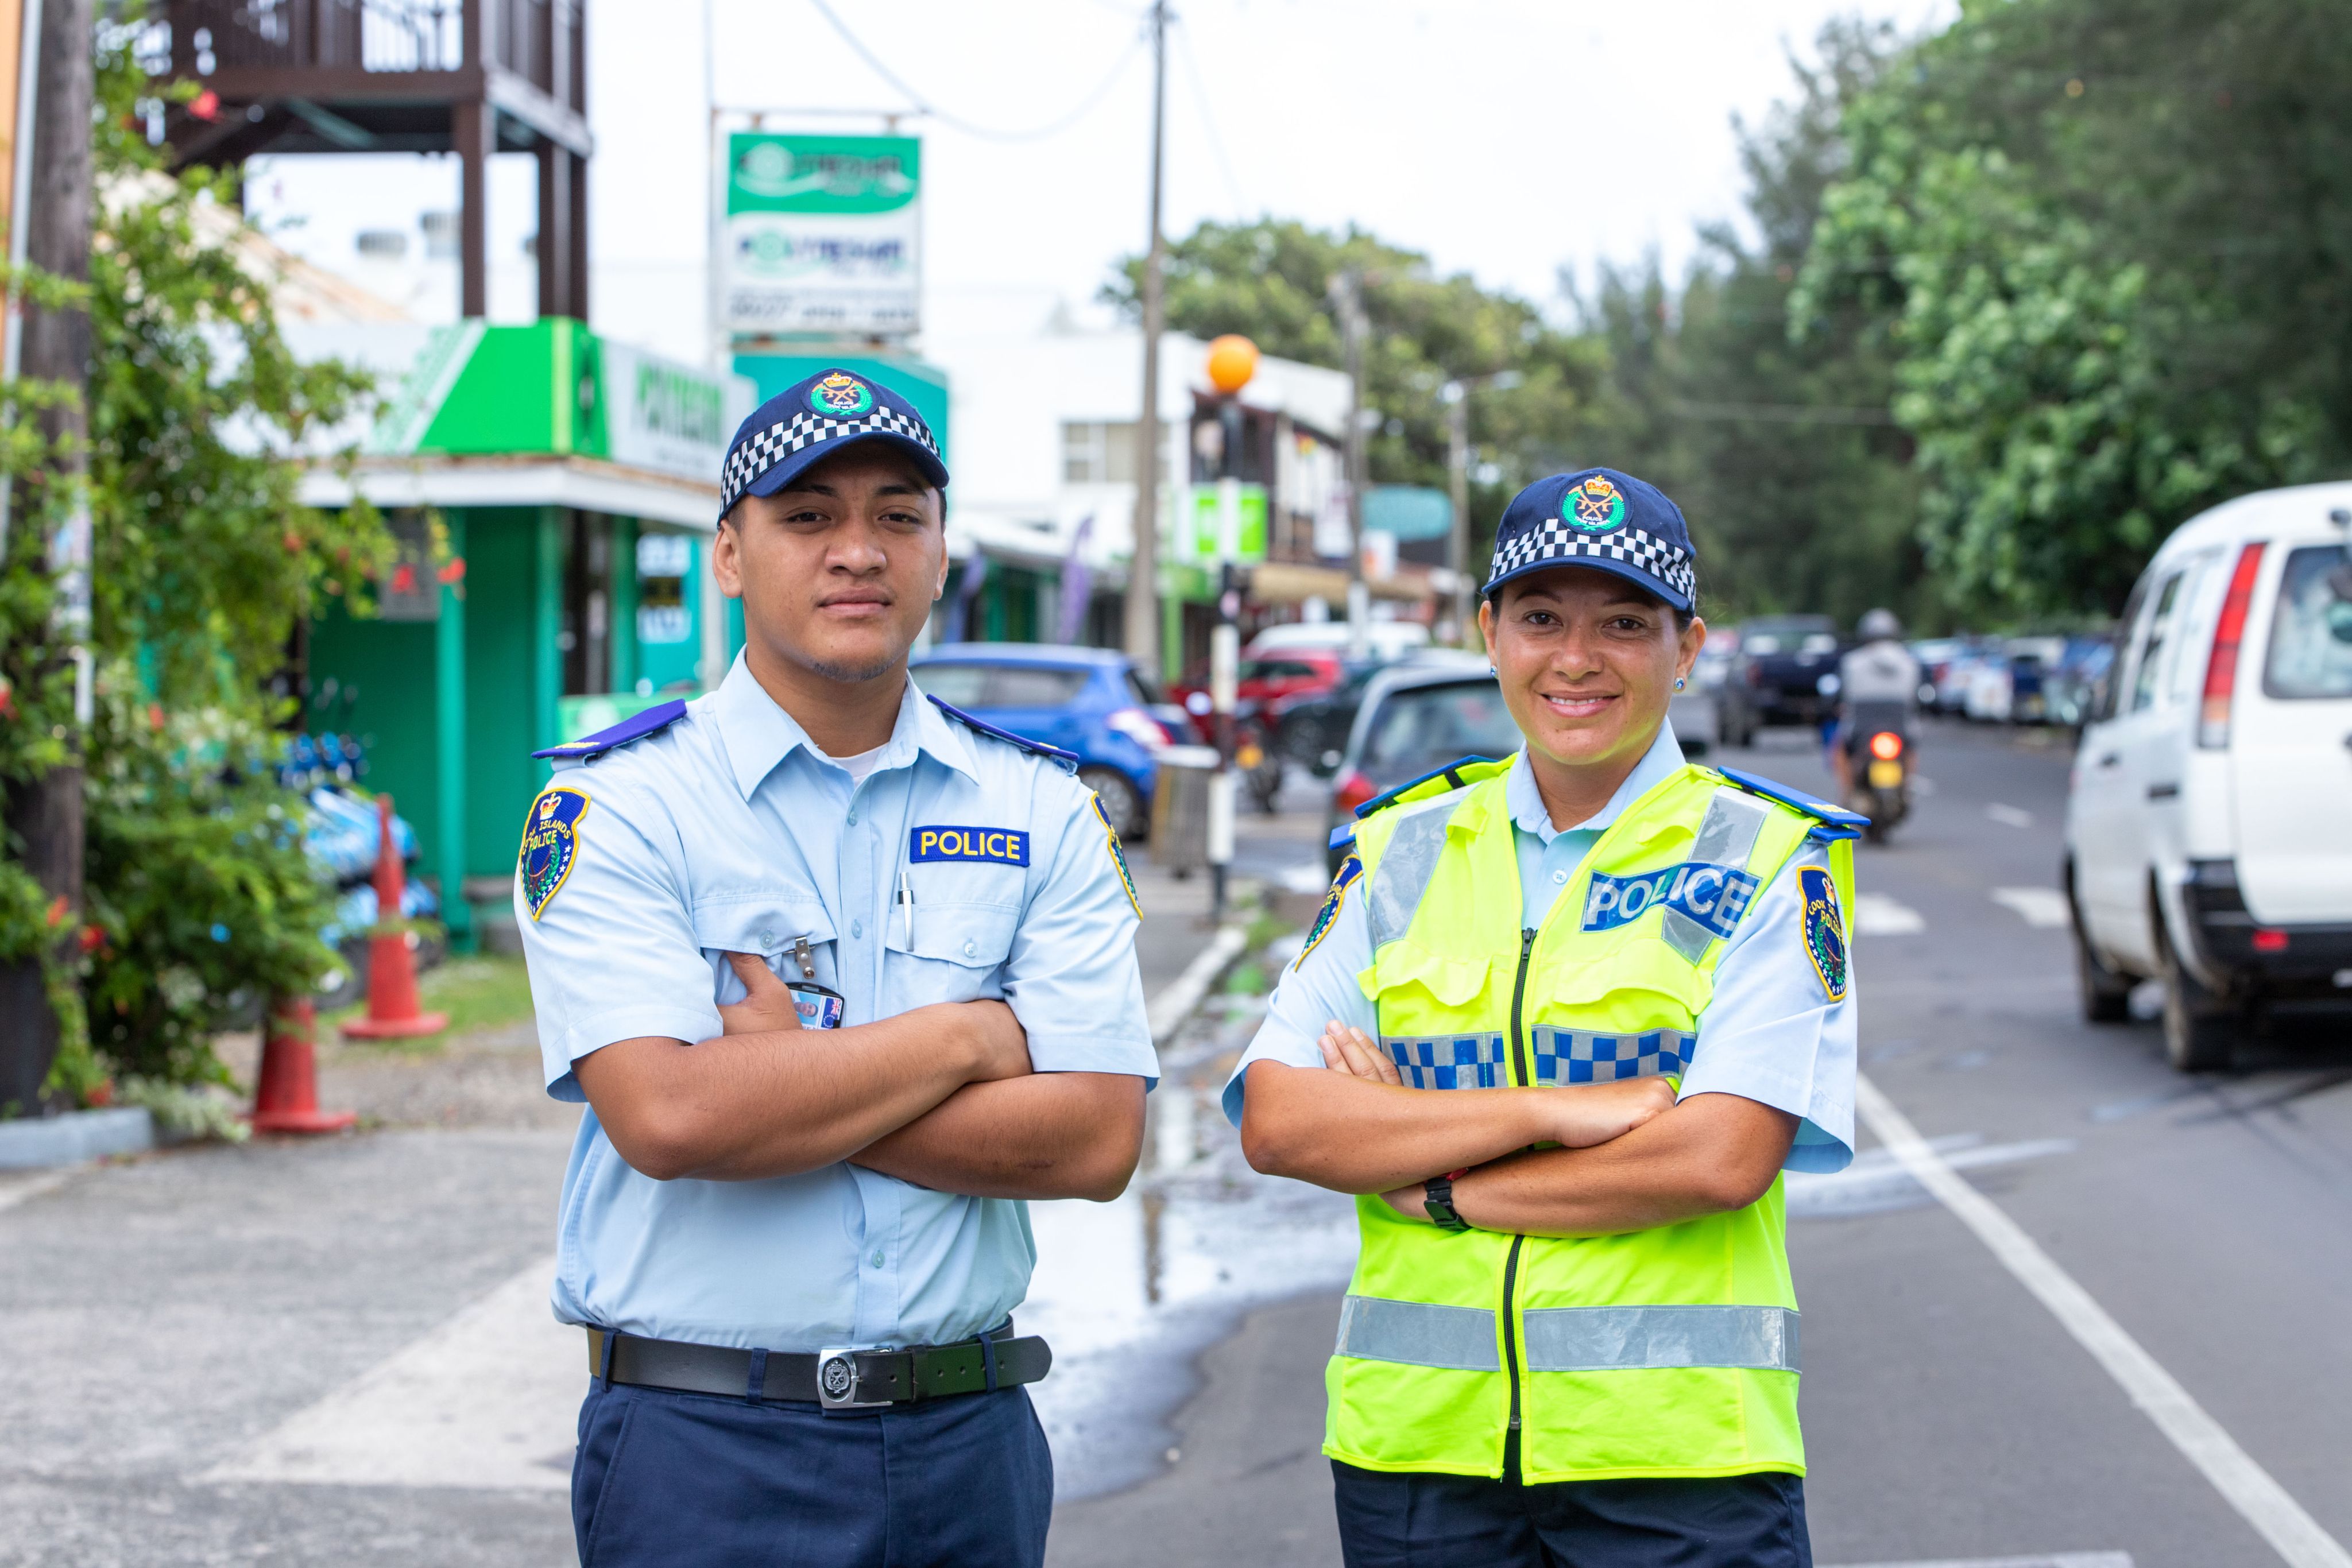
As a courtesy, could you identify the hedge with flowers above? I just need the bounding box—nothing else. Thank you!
[0,33,396,1107]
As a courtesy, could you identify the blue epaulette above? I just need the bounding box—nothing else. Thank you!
[1716,765,1869,839]
[927,695,1081,773]
[1331,753,1503,852]
[531,699,689,761]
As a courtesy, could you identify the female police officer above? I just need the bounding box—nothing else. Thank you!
[1227,468,1859,1567]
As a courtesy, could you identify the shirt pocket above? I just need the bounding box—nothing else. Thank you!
[883,900,1019,1004]
[690,895,838,1000]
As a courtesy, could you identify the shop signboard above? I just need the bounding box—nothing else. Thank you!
[362,322,751,486]
[724,133,922,338]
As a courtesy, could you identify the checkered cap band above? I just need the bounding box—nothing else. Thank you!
[1380,1033,1508,1091]
[717,405,943,516]
[1486,520,1697,603]
[1529,1027,1694,1086]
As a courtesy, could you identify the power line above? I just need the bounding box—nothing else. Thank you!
[804,0,1144,143]
[1173,15,1249,216]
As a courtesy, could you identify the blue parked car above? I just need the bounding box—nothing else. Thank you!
[909,644,1193,839]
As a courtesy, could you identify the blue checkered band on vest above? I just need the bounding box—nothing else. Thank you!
[1485,518,1697,603]
[1380,1033,1508,1090]
[1529,1027,1694,1085]
[718,405,943,516]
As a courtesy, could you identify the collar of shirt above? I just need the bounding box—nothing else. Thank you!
[1503,722,1689,846]
[709,653,978,799]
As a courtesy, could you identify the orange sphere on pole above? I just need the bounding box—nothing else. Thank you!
[1205,334,1259,396]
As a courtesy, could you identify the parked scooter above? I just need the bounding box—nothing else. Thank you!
[1236,698,1284,814]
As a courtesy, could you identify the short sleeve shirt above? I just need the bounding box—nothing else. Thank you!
[517,655,1158,1352]
[1224,726,1856,1172]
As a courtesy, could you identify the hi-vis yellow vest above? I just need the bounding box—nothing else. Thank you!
[1325,757,1858,1485]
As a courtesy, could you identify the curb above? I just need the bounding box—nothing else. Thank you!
[1146,926,1252,1047]
[0,1106,154,1171]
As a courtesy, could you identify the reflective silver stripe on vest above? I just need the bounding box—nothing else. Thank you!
[1334,1295,1501,1371]
[1661,788,1772,962]
[1364,796,1458,950]
[1521,1304,1799,1373]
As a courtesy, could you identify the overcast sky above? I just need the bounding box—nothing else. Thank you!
[246,0,1953,367]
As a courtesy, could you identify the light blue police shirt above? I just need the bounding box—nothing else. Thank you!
[1224,724,1856,1172]
[516,654,1158,1352]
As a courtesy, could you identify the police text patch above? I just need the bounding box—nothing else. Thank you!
[1581,861,1760,942]
[911,826,1030,866]
[519,787,591,920]
[1800,865,1848,1001]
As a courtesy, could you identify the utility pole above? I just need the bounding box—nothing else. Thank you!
[1441,370,1516,651]
[1444,382,1469,647]
[1123,0,1169,679]
[1330,270,1367,658]
[0,0,94,1117]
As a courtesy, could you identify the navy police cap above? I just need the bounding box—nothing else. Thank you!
[716,367,949,524]
[1484,467,1697,611]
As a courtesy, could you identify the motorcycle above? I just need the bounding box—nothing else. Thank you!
[1841,700,1913,844]
[1236,698,1285,814]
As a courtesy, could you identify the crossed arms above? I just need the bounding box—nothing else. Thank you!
[1240,1023,1797,1237]
[575,953,1144,1199]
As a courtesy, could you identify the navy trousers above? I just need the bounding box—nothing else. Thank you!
[1332,1455,1812,1568]
[571,1376,1054,1568]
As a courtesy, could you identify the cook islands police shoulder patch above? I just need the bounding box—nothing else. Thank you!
[1297,853,1363,970]
[1090,794,1142,919]
[1798,865,1848,1001]
[519,787,591,920]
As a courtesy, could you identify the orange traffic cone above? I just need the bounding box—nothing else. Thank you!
[250,996,357,1133]
[341,793,449,1040]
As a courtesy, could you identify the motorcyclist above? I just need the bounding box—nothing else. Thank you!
[1829,608,1921,800]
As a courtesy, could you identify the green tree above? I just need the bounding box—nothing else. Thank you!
[1797,0,2352,620]
[0,30,393,1103]
[1568,19,1922,627]
[1102,220,1607,565]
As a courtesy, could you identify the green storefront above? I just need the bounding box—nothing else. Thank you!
[299,321,753,952]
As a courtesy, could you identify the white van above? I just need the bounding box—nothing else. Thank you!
[2064,483,2352,1069]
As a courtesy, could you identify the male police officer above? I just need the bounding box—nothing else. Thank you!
[516,369,1157,1567]
[1229,470,1858,1566]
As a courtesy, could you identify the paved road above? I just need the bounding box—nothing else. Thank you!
[1055,721,2352,1568]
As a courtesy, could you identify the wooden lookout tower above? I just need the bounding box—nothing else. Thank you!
[156,0,591,320]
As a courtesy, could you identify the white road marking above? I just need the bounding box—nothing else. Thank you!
[0,1170,67,1215]
[1986,802,2037,828]
[1147,924,1250,1045]
[1855,1075,2352,1568]
[1277,860,1333,895]
[203,1256,578,1492]
[1825,1555,2131,1568]
[1855,892,1927,935]
[1991,887,2072,928]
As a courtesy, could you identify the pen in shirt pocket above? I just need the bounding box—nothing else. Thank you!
[896,864,915,948]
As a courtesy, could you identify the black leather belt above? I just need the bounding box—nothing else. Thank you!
[586,1324,1051,1409]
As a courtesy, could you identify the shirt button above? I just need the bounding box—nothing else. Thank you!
[1552,870,1567,885]
[962,939,977,958]
[851,920,864,939]
[871,1249,885,1268]
[760,928,774,947]
[846,810,858,825]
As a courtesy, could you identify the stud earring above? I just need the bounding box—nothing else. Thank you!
[1674,677,1688,691]
[1487,664,1497,676]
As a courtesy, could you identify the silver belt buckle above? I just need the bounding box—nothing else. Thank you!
[817,1346,891,1410]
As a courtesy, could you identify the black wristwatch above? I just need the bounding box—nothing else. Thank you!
[1423,1169,1472,1232]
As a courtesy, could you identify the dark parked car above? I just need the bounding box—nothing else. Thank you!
[1717,616,1842,745]
[2042,632,2117,731]
[910,644,1187,839]
[1325,664,1522,874]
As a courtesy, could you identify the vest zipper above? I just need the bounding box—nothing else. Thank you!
[1502,927,1536,1442]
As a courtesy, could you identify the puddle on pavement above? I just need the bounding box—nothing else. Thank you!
[1022,990,1357,1501]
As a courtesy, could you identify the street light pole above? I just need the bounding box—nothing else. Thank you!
[1124,0,1170,679]
[1331,270,1367,659]
[1444,382,1470,648]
